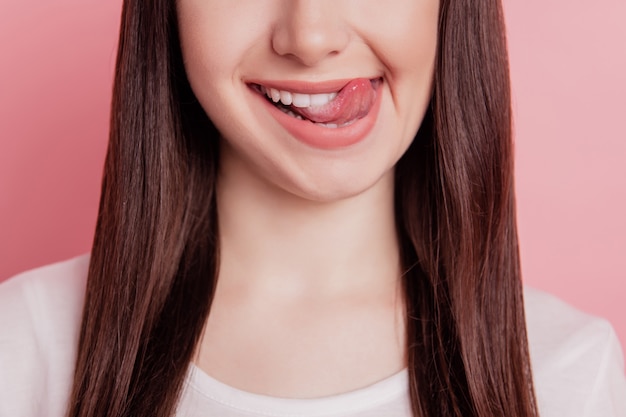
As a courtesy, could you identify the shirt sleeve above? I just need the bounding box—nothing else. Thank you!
[524,287,626,417]
[0,256,89,417]
[582,323,626,417]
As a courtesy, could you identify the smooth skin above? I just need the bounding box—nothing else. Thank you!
[177,0,439,398]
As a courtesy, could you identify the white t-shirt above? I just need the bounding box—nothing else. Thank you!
[0,256,625,417]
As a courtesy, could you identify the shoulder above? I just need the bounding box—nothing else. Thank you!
[0,255,89,417]
[524,287,626,417]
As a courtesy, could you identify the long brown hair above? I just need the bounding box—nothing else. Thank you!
[67,0,538,416]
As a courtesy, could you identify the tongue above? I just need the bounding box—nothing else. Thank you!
[292,78,376,125]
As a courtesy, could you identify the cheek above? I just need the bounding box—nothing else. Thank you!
[178,10,231,87]
[366,1,439,79]
[381,2,438,128]
[177,0,278,74]
[177,1,268,85]
[177,1,280,140]
[177,4,241,136]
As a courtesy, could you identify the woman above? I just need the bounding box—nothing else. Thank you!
[0,0,624,416]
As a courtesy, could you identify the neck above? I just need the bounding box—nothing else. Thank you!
[216,154,401,298]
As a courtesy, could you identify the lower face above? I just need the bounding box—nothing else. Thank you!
[177,0,439,202]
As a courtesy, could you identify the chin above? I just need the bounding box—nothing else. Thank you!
[275,167,394,205]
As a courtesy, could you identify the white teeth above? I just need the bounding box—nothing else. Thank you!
[279,91,292,106]
[261,86,338,108]
[270,88,281,103]
[282,107,304,120]
[291,93,310,108]
[310,92,337,107]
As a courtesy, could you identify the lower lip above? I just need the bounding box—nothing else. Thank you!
[251,81,383,150]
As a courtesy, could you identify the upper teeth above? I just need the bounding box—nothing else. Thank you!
[261,86,338,108]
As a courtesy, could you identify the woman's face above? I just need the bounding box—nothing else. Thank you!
[177,0,439,201]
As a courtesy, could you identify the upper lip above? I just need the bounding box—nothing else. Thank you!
[246,78,380,94]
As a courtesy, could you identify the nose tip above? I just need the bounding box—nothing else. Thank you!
[271,0,349,67]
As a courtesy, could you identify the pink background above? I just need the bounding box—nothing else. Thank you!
[1,1,625,351]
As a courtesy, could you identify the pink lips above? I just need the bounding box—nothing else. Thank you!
[249,78,383,150]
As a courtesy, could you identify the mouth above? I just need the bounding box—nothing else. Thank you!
[249,78,383,129]
[247,77,383,149]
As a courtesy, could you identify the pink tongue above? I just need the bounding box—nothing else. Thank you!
[292,78,376,125]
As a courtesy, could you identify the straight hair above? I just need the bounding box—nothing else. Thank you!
[67,0,539,416]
